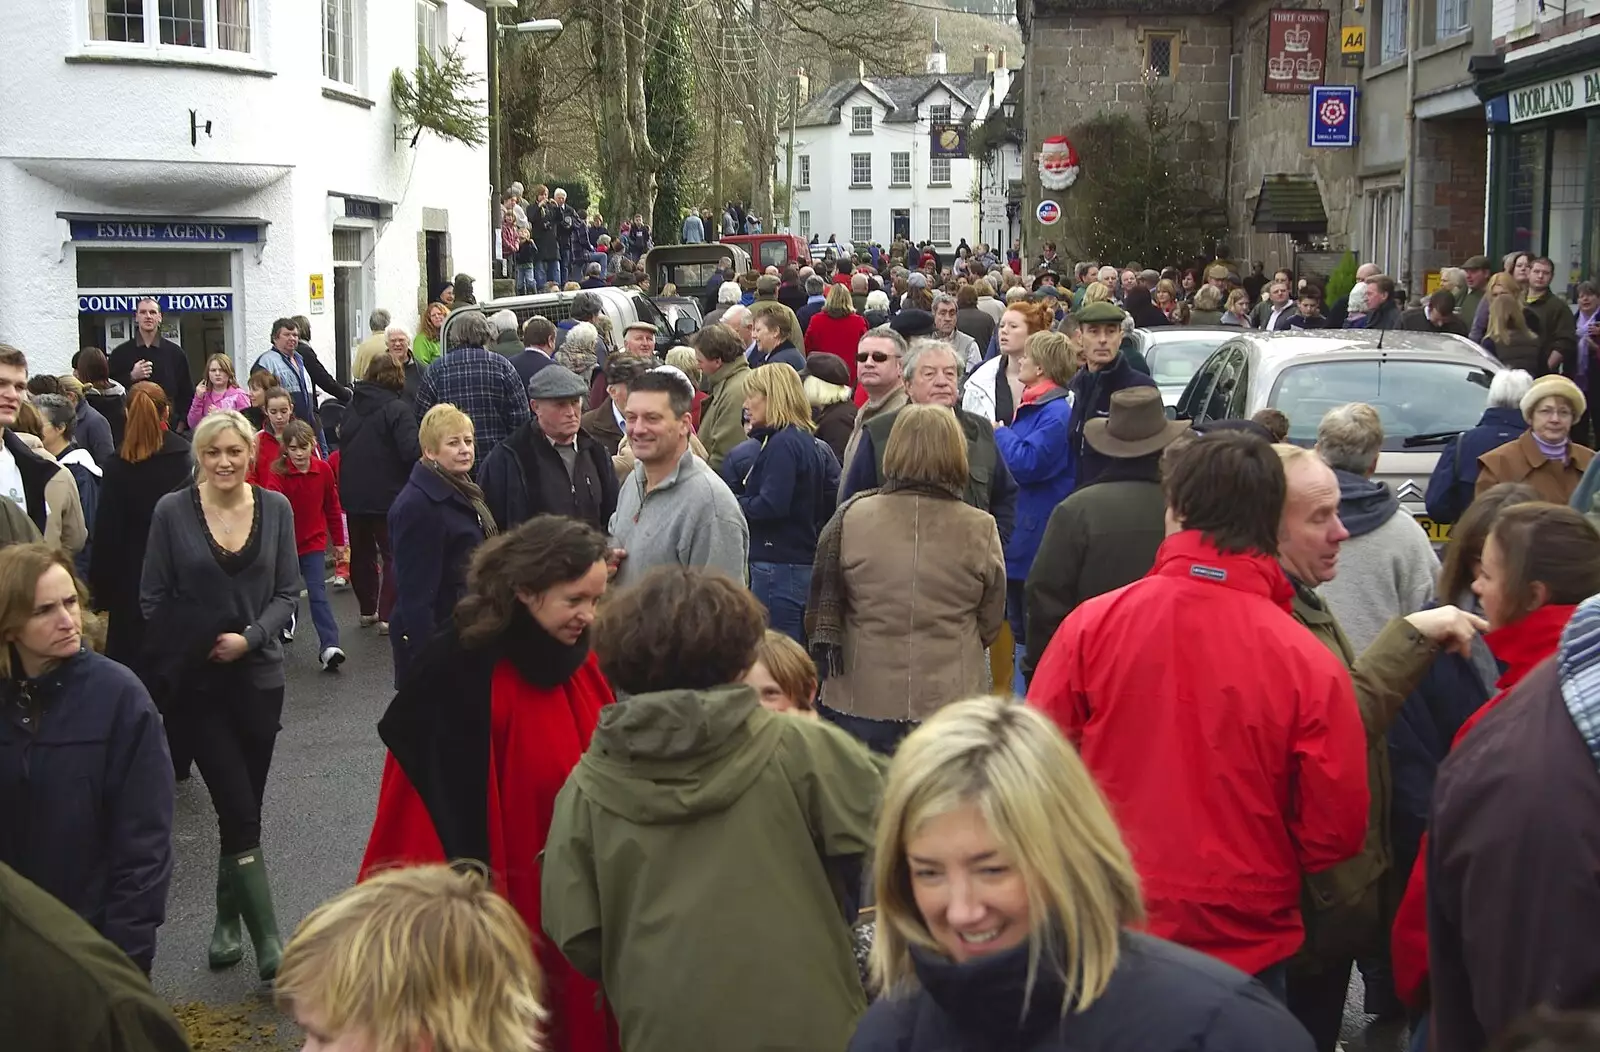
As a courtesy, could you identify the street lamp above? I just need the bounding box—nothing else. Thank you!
[1002,100,1015,119]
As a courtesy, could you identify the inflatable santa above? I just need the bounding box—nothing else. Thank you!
[1037,135,1080,190]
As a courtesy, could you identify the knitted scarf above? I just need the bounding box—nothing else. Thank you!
[805,477,964,678]
[425,460,500,539]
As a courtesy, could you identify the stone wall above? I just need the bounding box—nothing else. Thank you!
[1021,11,1233,258]
[1413,116,1489,275]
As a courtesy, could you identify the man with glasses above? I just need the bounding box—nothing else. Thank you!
[838,327,909,493]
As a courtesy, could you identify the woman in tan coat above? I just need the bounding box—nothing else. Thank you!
[807,404,1006,755]
[1477,373,1594,504]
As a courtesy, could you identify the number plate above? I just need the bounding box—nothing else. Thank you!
[1414,515,1451,544]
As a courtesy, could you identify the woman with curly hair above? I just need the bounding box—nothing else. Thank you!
[363,513,618,1052]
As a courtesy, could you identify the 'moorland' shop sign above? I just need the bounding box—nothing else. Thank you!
[1509,68,1600,123]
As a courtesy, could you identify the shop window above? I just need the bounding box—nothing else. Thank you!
[929,207,951,244]
[851,209,872,244]
[929,157,951,185]
[323,0,361,87]
[1505,129,1548,259]
[1378,0,1407,62]
[1146,33,1178,78]
[891,152,911,186]
[88,0,253,54]
[76,249,233,290]
[1546,126,1585,296]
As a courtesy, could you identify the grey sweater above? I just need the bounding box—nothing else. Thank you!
[609,448,748,590]
[1318,508,1438,655]
[140,485,300,689]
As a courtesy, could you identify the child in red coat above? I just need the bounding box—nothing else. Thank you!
[262,420,348,671]
[248,388,296,486]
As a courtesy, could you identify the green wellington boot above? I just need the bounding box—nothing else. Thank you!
[208,856,244,969]
[225,848,284,981]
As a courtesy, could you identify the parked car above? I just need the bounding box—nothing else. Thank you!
[1122,326,1239,407]
[1175,330,1502,543]
[652,296,705,341]
[440,286,694,359]
[719,233,810,271]
[643,243,751,305]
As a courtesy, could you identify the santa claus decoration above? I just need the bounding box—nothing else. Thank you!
[1037,135,1080,190]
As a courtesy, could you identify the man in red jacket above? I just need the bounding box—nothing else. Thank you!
[1029,431,1368,996]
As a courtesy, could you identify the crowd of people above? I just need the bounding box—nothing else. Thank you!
[8,230,1600,1052]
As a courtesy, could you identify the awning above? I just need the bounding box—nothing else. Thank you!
[1252,174,1328,235]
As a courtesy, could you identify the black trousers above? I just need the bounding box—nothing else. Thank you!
[1287,956,1353,1052]
[179,678,285,855]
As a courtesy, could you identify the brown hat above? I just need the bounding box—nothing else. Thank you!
[1085,387,1191,458]
[1463,254,1493,271]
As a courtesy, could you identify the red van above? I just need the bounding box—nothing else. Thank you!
[718,233,809,271]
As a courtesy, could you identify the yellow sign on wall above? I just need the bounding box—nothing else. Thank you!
[309,273,325,315]
[1425,270,1443,295]
[1341,26,1365,52]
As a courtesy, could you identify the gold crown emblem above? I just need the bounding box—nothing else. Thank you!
[1283,25,1312,51]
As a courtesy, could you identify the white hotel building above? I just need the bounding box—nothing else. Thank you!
[0,0,491,381]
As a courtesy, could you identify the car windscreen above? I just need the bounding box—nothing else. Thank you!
[1143,337,1232,389]
[1271,358,1495,450]
[759,241,789,269]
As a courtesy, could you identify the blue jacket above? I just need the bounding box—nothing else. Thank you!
[993,386,1075,580]
[1424,405,1528,524]
[1068,353,1158,489]
[748,340,807,374]
[681,213,704,243]
[721,424,822,564]
[387,462,487,684]
[0,650,173,973]
[723,434,840,527]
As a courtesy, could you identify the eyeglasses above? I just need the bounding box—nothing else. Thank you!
[857,351,894,363]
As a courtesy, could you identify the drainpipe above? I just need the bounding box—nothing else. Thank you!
[1399,0,1421,290]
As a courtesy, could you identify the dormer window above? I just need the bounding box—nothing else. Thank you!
[851,106,873,133]
[929,103,952,125]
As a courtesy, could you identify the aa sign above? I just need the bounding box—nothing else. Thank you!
[1341,26,1365,53]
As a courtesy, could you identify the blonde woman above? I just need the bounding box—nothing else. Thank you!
[1483,290,1541,373]
[723,362,822,643]
[851,698,1314,1051]
[1222,288,1253,327]
[277,866,547,1052]
[187,353,251,429]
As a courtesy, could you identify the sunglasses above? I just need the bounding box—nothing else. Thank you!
[857,351,894,363]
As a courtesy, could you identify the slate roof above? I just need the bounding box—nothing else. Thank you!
[1252,174,1328,234]
[795,71,991,128]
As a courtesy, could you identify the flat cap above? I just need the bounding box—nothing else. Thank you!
[527,366,590,401]
[889,308,936,338]
[1074,301,1127,325]
[1462,254,1493,271]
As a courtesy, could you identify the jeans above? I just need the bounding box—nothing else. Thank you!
[533,259,559,291]
[1005,578,1027,695]
[348,515,395,621]
[297,552,340,651]
[1255,961,1289,1005]
[181,678,284,854]
[1408,1015,1428,1052]
[819,704,916,756]
[750,561,811,645]
[558,250,572,286]
[515,264,536,295]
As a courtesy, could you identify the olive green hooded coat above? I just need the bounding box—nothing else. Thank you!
[541,683,882,1052]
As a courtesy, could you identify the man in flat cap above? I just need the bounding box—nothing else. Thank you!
[1067,300,1158,488]
[479,365,619,533]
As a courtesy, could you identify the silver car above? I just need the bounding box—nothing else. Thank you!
[1174,330,1503,541]
[1122,326,1240,407]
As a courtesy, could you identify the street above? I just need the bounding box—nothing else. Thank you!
[143,581,1407,1051]
[151,584,390,1049]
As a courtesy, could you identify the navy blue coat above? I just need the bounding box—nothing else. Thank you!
[0,651,173,973]
[748,340,808,374]
[388,463,487,684]
[723,435,840,527]
[1424,405,1528,524]
[850,933,1312,1052]
[721,424,823,564]
[993,386,1075,580]
[1068,354,1159,489]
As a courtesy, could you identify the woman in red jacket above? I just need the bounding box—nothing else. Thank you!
[804,283,869,387]
[1391,501,1600,1050]
[362,515,619,1052]
[259,420,346,671]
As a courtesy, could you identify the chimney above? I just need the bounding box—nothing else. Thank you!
[926,46,947,74]
[997,47,1008,70]
[974,46,995,76]
[795,70,809,103]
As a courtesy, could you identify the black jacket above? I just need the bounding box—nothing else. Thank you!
[778,281,809,313]
[849,932,1312,1052]
[0,651,173,974]
[530,201,562,260]
[2,430,64,537]
[295,341,353,403]
[478,420,618,533]
[88,432,193,666]
[1067,355,1159,489]
[83,387,127,451]
[107,338,193,433]
[337,383,422,515]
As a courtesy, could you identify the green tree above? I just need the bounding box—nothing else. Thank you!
[647,5,698,241]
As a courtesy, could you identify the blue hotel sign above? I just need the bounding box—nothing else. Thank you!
[78,292,234,314]
[69,219,261,243]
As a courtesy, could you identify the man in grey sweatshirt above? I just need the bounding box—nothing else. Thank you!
[609,368,748,590]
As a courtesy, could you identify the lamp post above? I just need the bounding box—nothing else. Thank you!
[485,3,562,269]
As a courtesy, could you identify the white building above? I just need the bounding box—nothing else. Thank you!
[973,62,1023,258]
[788,48,999,254]
[0,0,490,381]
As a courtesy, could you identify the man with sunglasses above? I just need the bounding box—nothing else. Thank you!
[837,327,909,496]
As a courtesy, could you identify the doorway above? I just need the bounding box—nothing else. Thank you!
[331,226,373,386]
[892,209,910,241]
[425,230,449,302]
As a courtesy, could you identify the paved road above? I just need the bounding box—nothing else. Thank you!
[152,584,390,1048]
[145,584,1411,1050]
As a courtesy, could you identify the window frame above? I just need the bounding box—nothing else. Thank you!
[890,151,911,187]
[323,0,363,90]
[798,210,811,238]
[415,0,445,61]
[797,154,811,190]
[82,0,259,65]
[929,102,952,124]
[1432,0,1469,39]
[851,105,873,134]
[929,207,951,244]
[850,152,873,188]
[1378,0,1407,63]
[1145,31,1179,78]
[851,208,873,244]
[929,156,952,185]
